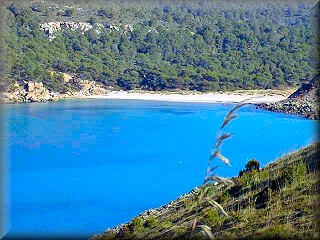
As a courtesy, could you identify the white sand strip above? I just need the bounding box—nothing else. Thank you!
[85,91,286,104]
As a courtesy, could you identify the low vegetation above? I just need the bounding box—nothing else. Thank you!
[92,142,319,239]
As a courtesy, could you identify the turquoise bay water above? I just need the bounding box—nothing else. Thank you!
[2,99,318,238]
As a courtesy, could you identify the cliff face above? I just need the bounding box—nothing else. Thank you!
[258,77,320,119]
[92,142,320,240]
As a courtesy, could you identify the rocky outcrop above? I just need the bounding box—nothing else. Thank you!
[0,76,109,103]
[40,21,134,40]
[0,81,60,103]
[1,82,26,102]
[40,21,93,40]
[258,77,319,119]
[58,79,108,100]
[25,82,51,102]
[66,78,108,96]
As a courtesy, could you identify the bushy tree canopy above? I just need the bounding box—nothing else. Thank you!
[3,1,319,92]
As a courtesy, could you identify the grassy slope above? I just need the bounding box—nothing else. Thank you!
[92,142,319,240]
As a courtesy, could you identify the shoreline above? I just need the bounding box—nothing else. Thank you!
[85,91,289,104]
[1,88,294,105]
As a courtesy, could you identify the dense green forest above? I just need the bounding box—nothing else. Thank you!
[1,0,319,92]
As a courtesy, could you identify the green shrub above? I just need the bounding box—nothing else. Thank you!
[205,209,220,226]
[239,159,260,177]
[245,159,260,172]
[128,217,144,233]
[295,163,307,179]
[284,166,295,183]
[284,162,307,183]
[143,216,157,228]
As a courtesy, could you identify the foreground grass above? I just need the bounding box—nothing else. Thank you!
[92,142,319,240]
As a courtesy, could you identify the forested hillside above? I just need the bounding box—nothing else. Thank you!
[1,0,319,93]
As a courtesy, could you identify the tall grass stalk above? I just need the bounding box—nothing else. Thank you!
[191,97,260,239]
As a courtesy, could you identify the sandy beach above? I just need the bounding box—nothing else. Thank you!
[86,91,289,104]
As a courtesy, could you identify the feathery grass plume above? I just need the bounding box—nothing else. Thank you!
[191,97,260,239]
[206,96,263,185]
[214,133,233,148]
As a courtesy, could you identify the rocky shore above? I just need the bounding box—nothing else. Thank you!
[1,79,290,105]
[0,77,109,103]
[91,143,320,240]
[2,77,317,115]
[91,186,202,239]
[258,78,319,120]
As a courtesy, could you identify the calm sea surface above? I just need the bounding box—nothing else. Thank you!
[2,99,318,238]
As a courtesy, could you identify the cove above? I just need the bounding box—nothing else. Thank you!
[2,99,318,238]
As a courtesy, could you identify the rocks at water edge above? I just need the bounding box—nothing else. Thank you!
[0,81,58,103]
[0,76,109,103]
[258,77,319,119]
[91,186,201,239]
